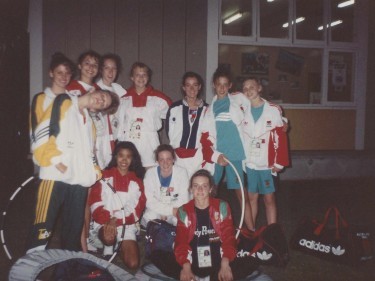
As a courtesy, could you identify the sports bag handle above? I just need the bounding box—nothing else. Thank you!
[236,226,267,255]
[314,206,348,239]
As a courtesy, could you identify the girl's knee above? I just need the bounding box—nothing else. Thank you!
[123,254,139,269]
[263,193,276,206]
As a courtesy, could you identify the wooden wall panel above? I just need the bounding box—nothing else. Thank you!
[43,0,207,93]
[43,0,67,85]
[139,0,163,90]
[114,0,139,88]
[285,109,356,150]
[162,0,186,100]
[64,0,91,67]
[186,0,207,98]
[90,0,115,54]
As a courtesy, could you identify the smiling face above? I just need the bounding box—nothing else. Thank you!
[131,66,149,92]
[191,175,212,202]
[157,150,174,175]
[116,148,132,175]
[88,91,111,112]
[78,55,99,84]
[242,79,262,101]
[213,76,232,99]
[183,77,201,100]
[49,64,72,93]
[101,58,118,86]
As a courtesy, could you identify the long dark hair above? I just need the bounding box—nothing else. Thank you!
[181,71,204,99]
[107,141,145,179]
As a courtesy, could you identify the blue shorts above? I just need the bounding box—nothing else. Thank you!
[213,160,244,189]
[246,168,275,194]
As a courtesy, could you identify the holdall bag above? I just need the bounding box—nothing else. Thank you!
[145,219,176,258]
[349,224,373,262]
[237,223,289,267]
[290,206,372,265]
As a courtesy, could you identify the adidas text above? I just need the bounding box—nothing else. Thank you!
[299,239,330,253]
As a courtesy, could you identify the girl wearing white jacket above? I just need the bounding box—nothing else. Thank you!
[200,68,255,231]
[142,144,190,227]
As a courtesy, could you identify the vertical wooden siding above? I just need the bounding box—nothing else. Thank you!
[42,0,207,101]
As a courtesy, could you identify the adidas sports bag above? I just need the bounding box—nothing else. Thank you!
[290,206,371,265]
[237,223,289,266]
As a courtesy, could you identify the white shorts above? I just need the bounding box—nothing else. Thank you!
[88,220,139,251]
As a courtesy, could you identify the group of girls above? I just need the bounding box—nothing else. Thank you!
[29,50,289,280]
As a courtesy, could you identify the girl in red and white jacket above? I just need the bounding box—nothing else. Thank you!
[88,141,146,269]
[116,62,172,168]
[242,78,289,226]
[149,169,258,281]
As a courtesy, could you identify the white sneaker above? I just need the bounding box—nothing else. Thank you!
[103,245,114,256]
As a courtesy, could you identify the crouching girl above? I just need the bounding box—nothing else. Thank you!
[88,141,146,269]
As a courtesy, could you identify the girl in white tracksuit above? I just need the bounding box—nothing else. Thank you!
[142,144,190,227]
[30,53,75,166]
[116,62,172,168]
[242,78,289,226]
[27,90,119,253]
[96,53,127,169]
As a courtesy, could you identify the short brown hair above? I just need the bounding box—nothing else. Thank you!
[189,169,214,189]
[101,90,120,115]
[154,144,176,162]
[130,62,152,82]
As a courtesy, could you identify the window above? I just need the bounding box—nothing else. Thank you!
[328,51,354,102]
[218,0,359,106]
[219,44,323,104]
[259,0,290,39]
[295,0,325,41]
[330,0,356,42]
[221,0,253,37]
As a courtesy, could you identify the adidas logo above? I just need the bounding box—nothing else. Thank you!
[236,249,272,260]
[237,249,251,258]
[331,245,345,256]
[299,239,346,256]
[256,251,272,260]
[38,229,51,240]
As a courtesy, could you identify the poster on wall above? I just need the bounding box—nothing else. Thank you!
[241,52,269,75]
[275,49,304,76]
[332,63,346,88]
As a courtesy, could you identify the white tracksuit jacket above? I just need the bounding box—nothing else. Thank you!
[142,165,190,226]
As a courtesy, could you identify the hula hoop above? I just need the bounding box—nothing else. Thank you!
[99,179,127,264]
[1,176,37,260]
[222,157,245,239]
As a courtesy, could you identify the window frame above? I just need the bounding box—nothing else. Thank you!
[217,0,361,109]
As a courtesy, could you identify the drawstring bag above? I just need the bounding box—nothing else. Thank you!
[145,219,176,258]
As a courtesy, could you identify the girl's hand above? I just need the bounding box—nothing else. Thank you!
[271,166,282,173]
[218,258,233,281]
[102,217,117,245]
[180,263,195,281]
[217,154,228,166]
[55,162,67,173]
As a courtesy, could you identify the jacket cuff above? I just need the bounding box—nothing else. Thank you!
[273,163,284,170]
[211,151,222,163]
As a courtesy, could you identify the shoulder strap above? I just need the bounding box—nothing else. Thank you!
[49,94,71,137]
